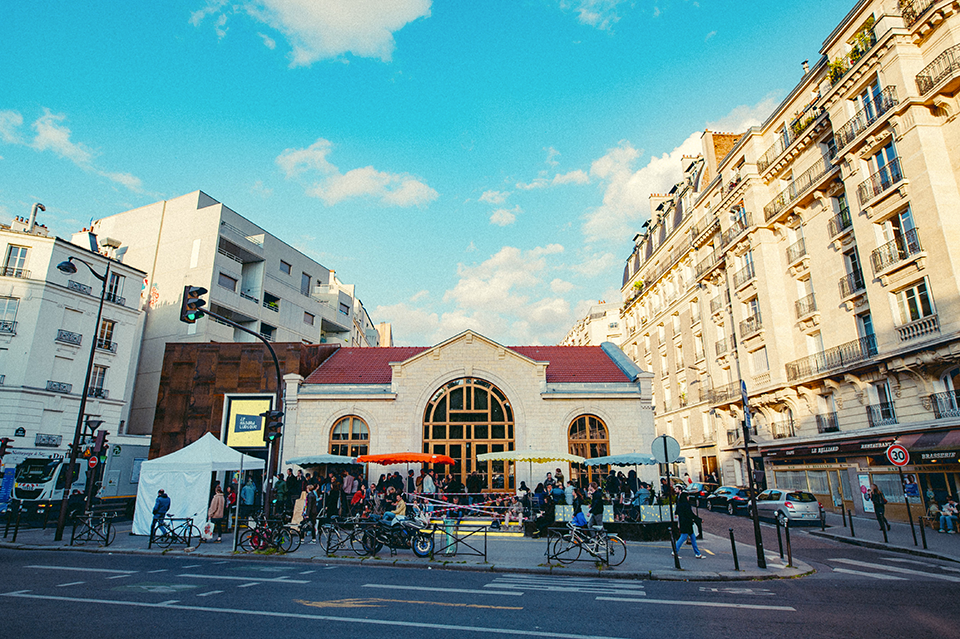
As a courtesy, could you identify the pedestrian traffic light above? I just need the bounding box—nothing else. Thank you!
[93,430,108,454]
[0,437,12,458]
[260,410,284,444]
[180,285,208,323]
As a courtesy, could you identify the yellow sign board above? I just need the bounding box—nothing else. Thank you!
[225,395,273,448]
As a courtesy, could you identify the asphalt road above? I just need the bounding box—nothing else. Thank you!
[1,543,958,639]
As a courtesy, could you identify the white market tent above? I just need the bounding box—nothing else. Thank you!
[132,432,265,535]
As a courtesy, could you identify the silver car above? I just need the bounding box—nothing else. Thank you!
[756,489,822,525]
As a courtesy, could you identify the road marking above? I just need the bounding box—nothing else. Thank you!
[699,587,775,596]
[27,566,136,575]
[148,570,168,574]
[178,574,310,584]
[212,561,229,565]
[298,598,522,611]
[158,600,179,606]
[828,558,960,582]
[323,566,338,570]
[56,582,85,588]
[831,568,907,581]
[197,591,224,597]
[701,548,715,556]
[238,583,260,588]
[596,596,795,611]
[106,574,132,580]
[182,564,202,569]
[363,584,523,597]
[883,557,934,566]
[487,576,645,596]
[299,570,316,575]
[0,592,626,639]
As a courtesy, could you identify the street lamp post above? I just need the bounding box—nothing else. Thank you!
[54,256,110,542]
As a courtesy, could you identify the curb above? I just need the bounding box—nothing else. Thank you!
[808,530,960,564]
[0,540,814,581]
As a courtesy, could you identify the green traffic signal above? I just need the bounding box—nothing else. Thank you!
[180,285,208,324]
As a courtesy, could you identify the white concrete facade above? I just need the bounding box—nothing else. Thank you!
[89,191,381,436]
[560,302,623,347]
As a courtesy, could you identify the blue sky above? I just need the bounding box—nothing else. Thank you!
[1,0,854,346]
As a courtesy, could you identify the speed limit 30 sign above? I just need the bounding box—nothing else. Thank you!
[886,444,910,467]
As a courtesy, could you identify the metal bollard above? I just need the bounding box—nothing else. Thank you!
[841,507,847,527]
[775,518,784,559]
[784,521,793,568]
[919,516,928,550]
[881,519,889,543]
[848,509,855,538]
[821,509,826,531]
[729,528,740,572]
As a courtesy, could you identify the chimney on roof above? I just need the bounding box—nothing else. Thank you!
[71,228,100,253]
[802,59,809,74]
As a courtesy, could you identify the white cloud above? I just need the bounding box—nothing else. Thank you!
[192,0,432,65]
[545,146,560,166]
[706,92,780,132]
[550,278,575,294]
[444,244,563,312]
[0,110,23,144]
[280,137,437,207]
[479,190,509,205]
[490,206,520,227]
[561,0,626,30]
[410,289,429,302]
[704,30,717,42]
[516,176,549,190]
[252,179,273,197]
[98,171,143,193]
[553,169,589,185]
[258,32,277,49]
[570,250,618,276]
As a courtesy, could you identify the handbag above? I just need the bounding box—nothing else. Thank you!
[201,520,215,540]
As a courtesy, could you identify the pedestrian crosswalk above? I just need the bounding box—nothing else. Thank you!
[827,558,960,582]
[486,574,646,596]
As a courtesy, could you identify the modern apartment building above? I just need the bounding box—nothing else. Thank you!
[560,301,623,347]
[90,191,382,436]
[0,209,147,483]
[618,0,960,519]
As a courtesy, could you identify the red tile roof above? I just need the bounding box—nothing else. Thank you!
[303,345,630,385]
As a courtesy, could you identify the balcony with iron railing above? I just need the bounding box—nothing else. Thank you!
[828,26,877,86]
[764,157,836,222]
[720,212,752,247]
[710,294,727,314]
[96,337,118,353]
[900,0,937,27]
[786,334,877,381]
[916,42,960,94]
[897,314,940,342]
[930,390,960,419]
[105,291,126,307]
[695,249,723,279]
[816,412,840,433]
[1,267,30,279]
[709,381,741,406]
[727,430,739,446]
[715,334,736,357]
[795,293,817,318]
[757,105,825,173]
[857,158,903,205]
[55,329,82,346]
[786,237,807,264]
[46,380,72,394]
[838,270,866,299]
[690,215,720,243]
[870,228,921,274]
[866,402,897,428]
[87,387,109,400]
[732,261,756,289]
[835,87,898,150]
[771,419,797,440]
[68,280,92,295]
[827,205,852,237]
[0,320,16,335]
[739,314,762,338]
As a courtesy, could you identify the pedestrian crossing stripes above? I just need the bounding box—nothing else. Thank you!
[487,574,646,596]
[828,558,960,582]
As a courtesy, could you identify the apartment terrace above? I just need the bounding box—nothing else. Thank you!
[785,334,877,382]
[916,42,960,95]
[834,86,898,151]
[764,156,838,222]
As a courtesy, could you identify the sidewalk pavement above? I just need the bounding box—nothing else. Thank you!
[0,520,811,581]
[811,510,960,563]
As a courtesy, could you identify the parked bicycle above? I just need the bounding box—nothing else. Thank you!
[71,512,116,547]
[551,522,627,566]
[151,515,202,551]
[238,516,297,554]
[320,516,369,556]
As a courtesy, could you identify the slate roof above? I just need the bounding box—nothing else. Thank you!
[302,345,631,385]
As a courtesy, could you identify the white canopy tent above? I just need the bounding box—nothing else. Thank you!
[132,432,265,535]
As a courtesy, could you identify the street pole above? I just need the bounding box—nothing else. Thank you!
[55,259,109,542]
[664,437,681,570]
[741,382,766,569]
[897,465,918,546]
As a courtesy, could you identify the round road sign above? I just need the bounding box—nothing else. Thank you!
[88,456,99,469]
[651,435,681,464]
[886,444,909,467]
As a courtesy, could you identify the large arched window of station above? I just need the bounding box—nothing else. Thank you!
[568,414,609,487]
[422,377,515,491]
[329,415,369,457]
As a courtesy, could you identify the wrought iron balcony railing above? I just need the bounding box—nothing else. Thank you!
[786,237,807,263]
[916,42,960,94]
[732,261,756,288]
[757,105,825,172]
[838,270,866,298]
[46,380,72,394]
[739,314,762,338]
[771,419,797,439]
[816,412,840,433]
[866,402,897,428]
[795,293,817,318]
[68,280,93,295]
[835,87,898,150]
[715,334,736,356]
[87,387,109,399]
[55,329,82,346]
[900,0,936,27]
[786,334,877,381]
[0,320,16,334]
[96,338,118,353]
[721,212,753,247]
[827,206,852,237]
[829,27,877,86]
[870,228,921,273]
[708,381,741,405]
[1,267,30,279]
[930,390,960,419]
[105,291,126,307]
[857,157,903,205]
[695,249,723,279]
[764,157,835,221]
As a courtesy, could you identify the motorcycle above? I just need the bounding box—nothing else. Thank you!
[361,505,434,557]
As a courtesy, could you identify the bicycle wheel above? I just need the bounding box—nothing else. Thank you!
[286,528,303,553]
[100,521,117,547]
[186,525,203,551]
[605,536,627,567]
[360,528,383,555]
[71,521,88,546]
[552,534,581,564]
[412,531,434,557]
[154,528,174,549]
[238,529,257,553]
[275,528,296,554]
[350,528,371,556]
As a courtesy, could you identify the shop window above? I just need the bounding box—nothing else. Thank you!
[329,416,369,458]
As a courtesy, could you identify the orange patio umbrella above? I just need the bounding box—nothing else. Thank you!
[356,452,456,465]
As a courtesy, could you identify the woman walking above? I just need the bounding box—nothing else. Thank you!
[208,485,225,543]
[674,493,703,558]
[870,484,891,532]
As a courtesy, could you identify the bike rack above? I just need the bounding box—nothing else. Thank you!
[70,511,115,547]
[544,526,612,565]
[429,522,488,561]
[148,517,194,549]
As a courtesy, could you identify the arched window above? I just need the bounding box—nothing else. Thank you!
[423,378,515,491]
[568,415,609,487]
[329,416,369,457]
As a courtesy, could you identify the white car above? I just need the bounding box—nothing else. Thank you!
[756,489,822,526]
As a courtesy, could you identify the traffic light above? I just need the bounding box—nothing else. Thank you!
[0,437,12,458]
[180,285,208,323]
[93,430,108,455]
[261,410,284,444]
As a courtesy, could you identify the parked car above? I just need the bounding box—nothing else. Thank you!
[756,489,823,526]
[684,482,719,507]
[705,486,750,515]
